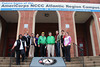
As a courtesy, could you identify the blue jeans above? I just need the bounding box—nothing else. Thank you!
[55,42,60,57]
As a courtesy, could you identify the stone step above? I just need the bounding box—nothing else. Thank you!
[0,56,99,60]
[66,64,83,67]
[0,61,99,65]
[84,56,100,58]
[66,63,100,67]
[0,61,94,64]
[0,59,91,62]
[0,60,32,62]
[89,58,100,60]
[1,58,100,63]
[0,58,91,62]
[1,56,100,60]
[0,56,100,67]
[0,62,30,65]
[70,56,100,59]
[0,61,90,65]
[65,61,94,64]
[0,65,29,67]
[0,57,32,60]
[0,64,99,67]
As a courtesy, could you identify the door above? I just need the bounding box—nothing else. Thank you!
[77,37,87,56]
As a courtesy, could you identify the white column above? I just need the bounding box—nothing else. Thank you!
[0,20,2,41]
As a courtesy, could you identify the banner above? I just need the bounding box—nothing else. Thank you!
[0,2,100,12]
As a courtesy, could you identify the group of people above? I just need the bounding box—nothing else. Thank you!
[12,30,71,65]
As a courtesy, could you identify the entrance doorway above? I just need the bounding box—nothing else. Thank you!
[0,11,18,57]
[34,11,60,36]
[74,12,95,56]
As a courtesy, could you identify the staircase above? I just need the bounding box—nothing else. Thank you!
[66,56,100,67]
[0,56,100,67]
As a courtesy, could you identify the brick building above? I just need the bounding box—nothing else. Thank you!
[0,0,100,57]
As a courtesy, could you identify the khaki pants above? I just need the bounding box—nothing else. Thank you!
[29,45,34,57]
[47,44,54,57]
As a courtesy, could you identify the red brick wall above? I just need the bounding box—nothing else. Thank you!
[19,11,35,35]
[59,11,75,57]
[92,21,99,55]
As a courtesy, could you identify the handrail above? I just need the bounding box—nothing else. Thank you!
[73,43,83,51]
[73,43,84,67]
[9,49,13,67]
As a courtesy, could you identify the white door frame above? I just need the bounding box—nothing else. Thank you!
[90,19,96,56]
[0,20,2,41]
[73,11,78,57]
[16,11,21,39]
[92,13,100,51]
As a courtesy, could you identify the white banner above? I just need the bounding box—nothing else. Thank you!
[0,2,100,12]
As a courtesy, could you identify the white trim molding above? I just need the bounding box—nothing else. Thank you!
[16,11,21,40]
[90,19,96,56]
[92,13,100,51]
[0,20,2,41]
[73,11,78,57]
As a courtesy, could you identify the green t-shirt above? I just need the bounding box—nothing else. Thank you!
[47,36,55,45]
[38,36,46,45]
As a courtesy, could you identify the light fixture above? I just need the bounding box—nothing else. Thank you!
[44,13,49,17]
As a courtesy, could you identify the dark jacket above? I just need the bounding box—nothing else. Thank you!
[15,39,25,51]
[61,35,64,44]
[22,35,30,46]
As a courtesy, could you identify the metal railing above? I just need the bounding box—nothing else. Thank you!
[73,43,84,67]
[9,49,12,67]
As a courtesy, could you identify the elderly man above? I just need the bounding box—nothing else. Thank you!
[47,32,55,57]
[38,32,46,57]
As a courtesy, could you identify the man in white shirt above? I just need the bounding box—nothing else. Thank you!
[12,34,27,65]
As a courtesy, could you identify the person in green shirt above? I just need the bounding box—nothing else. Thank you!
[38,32,46,57]
[47,32,55,57]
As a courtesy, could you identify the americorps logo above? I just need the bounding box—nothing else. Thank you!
[38,58,57,65]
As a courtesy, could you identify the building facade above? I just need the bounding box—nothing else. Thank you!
[0,0,100,57]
